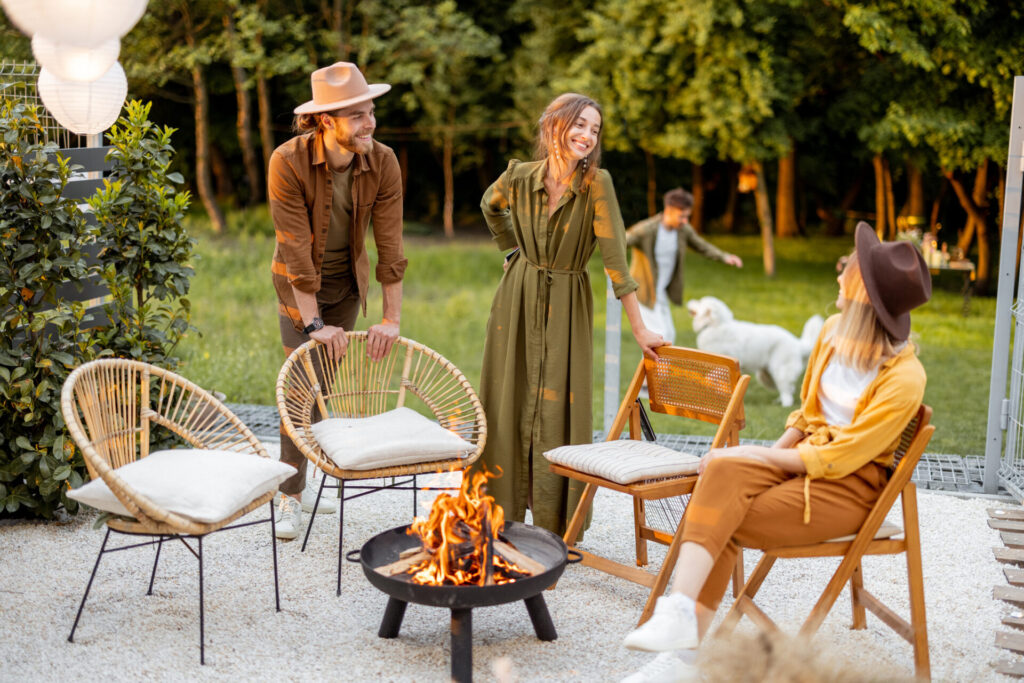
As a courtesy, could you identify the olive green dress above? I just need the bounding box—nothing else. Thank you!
[477,159,638,536]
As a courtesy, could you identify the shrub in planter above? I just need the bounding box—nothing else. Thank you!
[0,100,96,518]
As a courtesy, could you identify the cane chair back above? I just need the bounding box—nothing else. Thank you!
[554,346,749,625]
[277,333,486,480]
[61,358,272,536]
[718,405,934,681]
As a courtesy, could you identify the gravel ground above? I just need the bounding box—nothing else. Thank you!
[0,443,1014,682]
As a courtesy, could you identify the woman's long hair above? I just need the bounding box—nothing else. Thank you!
[830,252,902,371]
[534,93,602,188]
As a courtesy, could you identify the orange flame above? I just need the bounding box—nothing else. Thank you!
[405,469,526,586]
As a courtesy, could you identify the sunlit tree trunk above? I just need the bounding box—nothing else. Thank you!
[722,164,738,233]
[904,161,925,221]
[752,161,775,276]
[957,160,988,255]
[183,6,225,233]
[257,75,274,174]
[443,108,455,238]
[224,12,262,204]
[872,154,886,239]
[775,146,798,238]
[644,149,657,217]
[946,166,991,292]
[884,160,896,239]
[691,162,704,233]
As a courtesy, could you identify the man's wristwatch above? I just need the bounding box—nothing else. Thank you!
[302,317,324,335]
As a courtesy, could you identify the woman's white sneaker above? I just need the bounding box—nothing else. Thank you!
[623,593,699,652]
[301,477,337,514]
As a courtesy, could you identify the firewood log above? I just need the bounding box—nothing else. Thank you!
[376,549,432,576]
[493,540,545,576]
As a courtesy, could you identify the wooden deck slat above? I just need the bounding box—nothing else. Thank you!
[1007,569,1024,586]
[997,631,1024,654]
[995,658,1024,677]
[991,508,1024,522]
[1004,613,1024,630]
[995,585,1024,606]
[995,548,1024,565]
[1002,532,1024,549]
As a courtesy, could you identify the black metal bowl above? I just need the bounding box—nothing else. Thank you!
[359,521,568,609]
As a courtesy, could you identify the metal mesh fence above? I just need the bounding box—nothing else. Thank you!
[1000,299,1024,500]
[0,61,83,148]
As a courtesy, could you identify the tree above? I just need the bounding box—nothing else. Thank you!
[358,0,502,237]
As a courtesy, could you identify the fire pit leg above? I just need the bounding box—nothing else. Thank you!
[378,597,407,638]
[523,594,557,641]
[450,608,473,683]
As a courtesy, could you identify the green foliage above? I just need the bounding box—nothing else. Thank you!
[88,100,195,366]
[0,101,95,518]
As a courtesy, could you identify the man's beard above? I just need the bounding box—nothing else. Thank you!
[337,128,373,154]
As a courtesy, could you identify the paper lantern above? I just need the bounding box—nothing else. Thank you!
[2,0,147,47]
[32,34,119,82]
[38,62,127,135]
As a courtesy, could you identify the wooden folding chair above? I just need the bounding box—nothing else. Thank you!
[553,346,749,625]
[718,405,935,681]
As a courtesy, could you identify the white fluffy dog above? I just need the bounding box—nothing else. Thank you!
[686,296,824,407]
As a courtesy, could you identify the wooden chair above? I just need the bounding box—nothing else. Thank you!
[717,405,935,681]
[60,358,282,664]
[553,346,749,625]
[276,332,487,594]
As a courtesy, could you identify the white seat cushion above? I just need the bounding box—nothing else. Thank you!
[310,407,475,471]
[543,440,702,485]
[67,449,296,524]
[825,521,903,543]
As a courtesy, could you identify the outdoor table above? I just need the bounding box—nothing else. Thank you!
[928,259,975,315]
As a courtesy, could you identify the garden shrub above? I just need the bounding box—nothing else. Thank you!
[0,98,195,519]
[0,100,96,518]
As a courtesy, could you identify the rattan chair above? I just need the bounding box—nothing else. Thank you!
[60,358,282,664]
[276,332,487,594]
[718,405,935,681]
[552,346,750,625]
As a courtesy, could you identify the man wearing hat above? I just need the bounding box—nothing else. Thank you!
[268,62,407,539]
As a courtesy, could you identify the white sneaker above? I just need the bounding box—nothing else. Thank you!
[623,593,699,652]
[274,494,303,540]
[302,476,337,514]
[621,652,699,683]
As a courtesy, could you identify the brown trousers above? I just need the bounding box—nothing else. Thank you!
[277,272,360,495]
[681,457,888,610]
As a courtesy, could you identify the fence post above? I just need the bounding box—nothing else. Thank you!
[603,275,621,437]
[984,75,1024,494]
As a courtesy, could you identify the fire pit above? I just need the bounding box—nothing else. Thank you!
[358,521,570,682]
[353,471,577,682]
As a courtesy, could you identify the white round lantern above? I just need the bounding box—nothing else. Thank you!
[32,35,119,82]
[38,62,128,135]
[2,0,147,47]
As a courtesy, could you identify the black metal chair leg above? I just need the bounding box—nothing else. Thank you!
[412,474,418,516]
[270,501,281,611]
[300,473,327,553]
[69,527,111,643]
[336,479,346,596]
[147,535,164,595]
[198,536,205,665]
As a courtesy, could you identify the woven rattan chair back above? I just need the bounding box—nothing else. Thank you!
[276,332,486,479]
[644,346,746,440]
[61,358,269,535]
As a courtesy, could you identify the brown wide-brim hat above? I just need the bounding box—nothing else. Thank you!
[855,221,932,341]
[294,62,390,115]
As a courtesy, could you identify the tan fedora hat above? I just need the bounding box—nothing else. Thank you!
[294,62,390,115]
[854,222,932,341]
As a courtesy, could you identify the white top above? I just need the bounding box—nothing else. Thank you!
[653,222,677,299]
[818,357,879,426]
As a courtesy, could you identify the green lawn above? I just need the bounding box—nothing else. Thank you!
[178,208,994,456]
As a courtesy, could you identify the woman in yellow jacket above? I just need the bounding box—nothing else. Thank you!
[621,222,932,683]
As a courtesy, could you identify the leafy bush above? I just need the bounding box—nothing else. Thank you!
[0,100,95,518]
[88,100,195,367]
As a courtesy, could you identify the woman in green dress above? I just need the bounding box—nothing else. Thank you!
[478,93,665,536]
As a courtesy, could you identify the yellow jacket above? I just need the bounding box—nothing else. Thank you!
[786,314,927,481]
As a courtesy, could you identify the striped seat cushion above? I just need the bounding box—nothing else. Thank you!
[543,440,702,485]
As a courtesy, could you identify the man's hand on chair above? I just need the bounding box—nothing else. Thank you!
[310,325,349,362]
[367,319,399,361]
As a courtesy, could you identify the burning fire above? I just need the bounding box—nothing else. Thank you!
[403,469,530,586]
